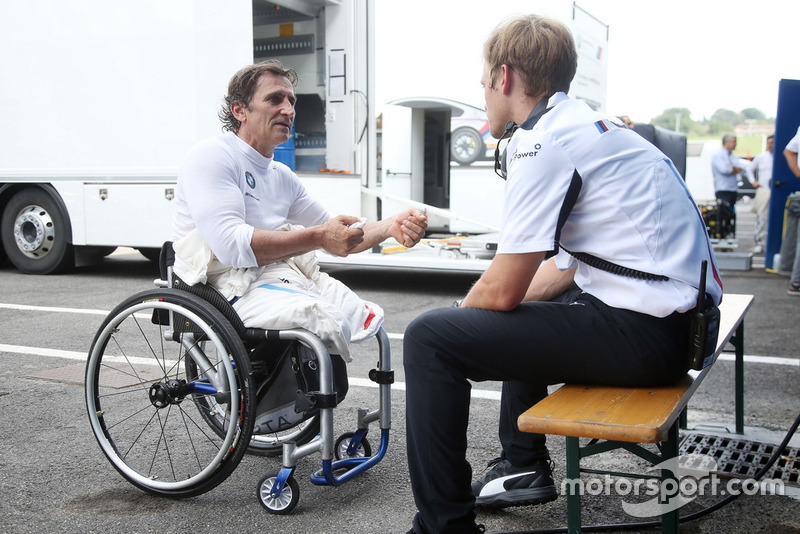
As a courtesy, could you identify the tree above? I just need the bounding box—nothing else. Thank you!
[710,108,741,126]
[741,108,766,121]
[652,107,696,134]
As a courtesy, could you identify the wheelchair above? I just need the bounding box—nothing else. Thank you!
[84,242,393,514]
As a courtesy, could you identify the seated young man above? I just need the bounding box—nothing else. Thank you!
[403,15,722,534]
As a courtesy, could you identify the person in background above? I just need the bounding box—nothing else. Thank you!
[747,134,774,253]
[711,133,745,208]
[784,126,800,180]
[783,126,800,295]
[402,14,722,534]
[620,115,634,129]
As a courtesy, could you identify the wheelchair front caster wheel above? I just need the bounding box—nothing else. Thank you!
[258,471,299,514]
[334,431,372,459]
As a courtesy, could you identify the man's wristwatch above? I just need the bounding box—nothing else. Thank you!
[452,299,463,308]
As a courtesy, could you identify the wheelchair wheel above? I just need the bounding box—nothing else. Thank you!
[85,289,256,498]
[335,431,372,459]
[258,470,300,514]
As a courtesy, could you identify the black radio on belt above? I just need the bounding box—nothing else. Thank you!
[687,260,720,371]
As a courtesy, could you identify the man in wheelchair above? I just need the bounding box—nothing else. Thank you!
[85,59,419,509]
[171,59,428,359]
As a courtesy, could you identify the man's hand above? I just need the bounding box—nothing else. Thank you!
[387,208,428,248]
[323,208,428,256]
[320,215,365,257]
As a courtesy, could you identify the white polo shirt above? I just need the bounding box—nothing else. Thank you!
[786,126,800,154]
[499,93,722,317]
[173,132,331,267]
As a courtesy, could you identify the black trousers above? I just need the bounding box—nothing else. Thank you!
[715,190,738,207]
[403,289,690,534]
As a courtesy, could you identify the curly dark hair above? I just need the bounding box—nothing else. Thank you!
[218,59,299,133]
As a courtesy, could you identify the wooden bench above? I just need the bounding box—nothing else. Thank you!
[517,293,754,534]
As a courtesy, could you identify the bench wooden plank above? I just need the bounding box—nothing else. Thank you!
[519,377,693,443]
[518,294,754,444]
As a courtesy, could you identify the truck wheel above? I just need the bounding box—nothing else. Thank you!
[451,127,484,166]
[1,189,74,274]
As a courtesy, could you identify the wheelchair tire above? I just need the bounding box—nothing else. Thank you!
[85,289,256,498]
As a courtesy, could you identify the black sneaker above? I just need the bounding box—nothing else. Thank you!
[471,458,557,508]
[788,283,800,296]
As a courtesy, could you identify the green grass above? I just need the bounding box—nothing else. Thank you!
[734,136,766,159]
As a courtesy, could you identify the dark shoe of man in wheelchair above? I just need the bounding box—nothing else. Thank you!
[471,457,557,508]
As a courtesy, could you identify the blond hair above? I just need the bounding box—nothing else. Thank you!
[483,15,577,98]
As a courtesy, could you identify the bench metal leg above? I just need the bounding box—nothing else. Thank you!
[682,320,746,434]
[563,429,687,534]
[733,321,745,434]
[565,436,582,534]
[660,423,680,534]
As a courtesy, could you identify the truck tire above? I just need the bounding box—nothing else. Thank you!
[1,188,74,274]
[450,127,484,166]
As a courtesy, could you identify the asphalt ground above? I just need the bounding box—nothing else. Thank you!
[1,210,799,533]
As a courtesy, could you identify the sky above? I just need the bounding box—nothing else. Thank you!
[374,0,800,123]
